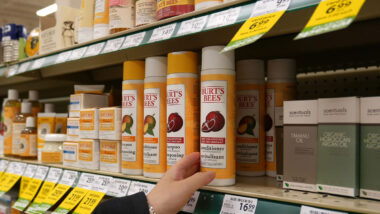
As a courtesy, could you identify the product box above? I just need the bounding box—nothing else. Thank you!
[63,142,79,167]
[37,112,56,162]
[100,140,121,173]
[317,97,360,197]
[69,94,108,118]
[99,107,122,140]
[67,118,79,142]
[79,108,99,139]
[360,97,380,200]
[78,139,100,170]
[283,100,318,192]
[55,113,68,134]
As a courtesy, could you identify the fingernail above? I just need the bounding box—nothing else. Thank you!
[206,171,216,182]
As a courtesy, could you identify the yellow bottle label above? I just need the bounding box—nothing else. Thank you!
[19,133,37,157]
[4,106,20,154]
[94,0,110,25]
[37,117,55,149]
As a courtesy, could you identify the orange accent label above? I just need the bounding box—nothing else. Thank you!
[41,152,62,163]
[94,0,110,25]
[3,106,20,155]
[122,136,136,142]
[80,110,95,131]
[79,141,93,162]
[143,137,159,144]
[100,141,118,163]
[157,0,193,11]
[99,109,115,131]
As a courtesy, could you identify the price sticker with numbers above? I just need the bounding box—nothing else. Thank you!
[18,61,31,74]
[182,191,200,213]
[102,37,125,53]
[121,32,146,49]
[7,64,19,77]
[55,51,73,64]
[69,47,88,61]
[0,162,26,196]
[176,16,208,36]
[31,57,46,70]
[223,0,291,52]
[300,206,348,214]
[127,181,155,196]
[106,178,131,197]
[0,160,9,173]
[295,0,366,39]
[19,165,38,196]
[220,195,257,214]
[148,23,177,43]
[84,42,105,57]
[206,7,241,30]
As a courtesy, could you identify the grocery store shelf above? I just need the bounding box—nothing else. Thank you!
[1,156,379,213]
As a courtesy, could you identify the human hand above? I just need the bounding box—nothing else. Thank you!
[147,152,215,214]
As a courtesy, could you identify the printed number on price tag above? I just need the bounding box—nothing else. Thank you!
[102,37,125,53]
[149,24,176,43]
[182,191,200,213]
[220,195,257,214]
[206,7,241,29]
[107,178,131,197]
[127,182,155,195]
[18,62,31,73]
[59,170,78,186]
[177,16,208,36]
[55,51,72,64]
[122,32,146,49]
[69,47,87,61]
[92,175,112,193]
[31,58,46,70]
[300,206,348,214]
[34,166,49,180]
[77,173,96,190]
[46,168,63,183]
[84,42,105,57]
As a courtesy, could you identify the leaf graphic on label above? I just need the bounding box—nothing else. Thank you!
[125,128,131,135]
[318,186,323,190]
[147,129,154,136]
[285,183,289,187]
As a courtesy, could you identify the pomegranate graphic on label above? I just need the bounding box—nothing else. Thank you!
[201,111,225,133]
[237,115,256,136]
[122,114,133,134]
[144,115,156,136]
[167,113,183,133]
[264,114,273,131]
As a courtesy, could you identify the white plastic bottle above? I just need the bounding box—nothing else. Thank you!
[200,46,235,186]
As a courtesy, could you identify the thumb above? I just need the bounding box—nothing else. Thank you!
[182,171,215,193]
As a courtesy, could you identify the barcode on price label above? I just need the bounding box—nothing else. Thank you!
[182,191,200,213]
[69,47,88,61]
[127,181,155,196]
[106,178,131,197]
[11,162,27,175]
[18,62,31,73]
[55,51,72,64]
[45,168,63,183]
[76,173,96,190]
[176,16,208,36]
[23,165,38,178]
[84,42,105,57]
[59,170,78,187]
[31,57,46,70]
[206,7,241,29]
[34,166,49,180]
[148,23,176,43]
[300,206,347,214]
[220,195,257,214]
[102,37,125,53]
[121,32,146,49]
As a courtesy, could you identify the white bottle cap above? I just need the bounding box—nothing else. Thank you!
[28,90,39,101]
[44,103,55,113]
[236,59,265,81]
[21,102,32,114]
[26,117,36,128]
[201,46,235,71]
[267,59,296,82]
[145,57,167,78]
[8,89,19,100]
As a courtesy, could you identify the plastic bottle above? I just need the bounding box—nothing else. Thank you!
[28,90,41,117]
[37,103,56,162]
[3,89,21,155]
[143,56,167,178]
[236,60,265,176]
[13,102,32,155]
[265,59,296,179]
[157,0,194,20]
[121,60,145,175]
[195,0,221,11]
[93,0,110,39]
[109,0,135,34]
[200,46,235,186]
[0,98,8,156]
[78,0,95,43]
[135,0,156,26]
[166,51,199,168]
[19,117,37,158]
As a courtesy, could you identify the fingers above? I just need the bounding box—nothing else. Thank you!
[169,153,200,179]
[184,162,200,179]
[181,171,215,193]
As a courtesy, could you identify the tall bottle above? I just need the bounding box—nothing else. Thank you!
[236,60,265,176]
[122,60,145,175]
[78,0,95,43]
[135,0,156,26]
[19,117,37,158]
[200,46,235,186]
[265,59,296,178]
[3,89,21,155]
[93,0,110,39]
[143,57,167,178]
[37,103,56,162]
[13,102,32,155]
[28,90,41,117]
[109,0,135,34]
[166,51,199,168]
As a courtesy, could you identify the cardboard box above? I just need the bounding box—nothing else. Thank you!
[79,108,99,139]
[63,142,79,167]
[67,118,79,142]
[100,140,121,173]
[70,94,108,118]
[78,139,100,170]
[99,107,121,140]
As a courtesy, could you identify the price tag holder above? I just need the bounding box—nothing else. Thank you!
[127,181,155,195]
[182,191,200,213]
[19,165,38,196]
[223,0,291,52]
[13,162,27,175]
[220,194,257,214]
[84,42,105,57]
[7,64,19,77]
[45,168,63,183]
[69,47,88,61]
[55,51,73,64]
[121,32,146,49]
[18,61,31,74]
[102,37,125,53]
[206,7,241,29]
[176,16,208,36]
[0,160,9,172]
[0,162,26,196]
[106,178,131,197]
[148,23,177,43]
[31,57,46,70]
[59,170,78,187]
[300,206,348,214]
[295,0,366,39]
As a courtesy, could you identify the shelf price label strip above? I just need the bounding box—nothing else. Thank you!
[0,162,27,197]
[13,166,49,211]
[295,0,366,39]
[26,167,63,214]
[223,0,291,52]
[18,164,38,198]
[106,178,131,197]
[300,205,348,214]
[0,160,9,176]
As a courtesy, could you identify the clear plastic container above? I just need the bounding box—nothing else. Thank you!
[41,134,66,163]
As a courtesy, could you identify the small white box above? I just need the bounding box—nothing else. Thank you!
[99,107,121,140]
[69,94,108,118]
[67,118,79,142]
[100,140,121,173]
[284,100,318,125]
[318,97,360,123]
[79,108,99,139]
[78,139,100,170]
[63,142,79,167]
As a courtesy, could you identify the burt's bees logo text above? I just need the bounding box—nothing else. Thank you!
[323,107,347,116]
[167,89,183,105]
[201,86,225,103]
[122,94,136,108]
[144,93,159,107]
[237,95,257,108]
[291,132,310,143]
[320,132,350,148]
[80,111,94,120]
[363,133,380,150]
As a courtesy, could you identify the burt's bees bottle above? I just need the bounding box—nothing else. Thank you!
[200,46,235,186]
[122,60,145,175]
[4,89,21,155]
[166,51,199,168]
[236,60,265,176]
[143,57,167,178]
[28,90,41,117]
[19,117,37,158]
[13,102,32,155]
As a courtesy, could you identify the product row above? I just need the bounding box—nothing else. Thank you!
[0,24,28,63]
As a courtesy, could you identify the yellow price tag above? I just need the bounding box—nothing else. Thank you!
[0,173,21,193]
[19,176,33,196]
[33,181,56,204]
[20,178,44,200]
[295,0,366,39]
[73,190,105,214]
[54,187,89,213]
[43,184,71,205]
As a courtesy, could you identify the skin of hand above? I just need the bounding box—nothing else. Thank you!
[147,152,215,214]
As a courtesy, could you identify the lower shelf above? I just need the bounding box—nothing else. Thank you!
[1,155,379,214]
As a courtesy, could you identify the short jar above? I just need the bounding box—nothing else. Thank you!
[41,134,66,163]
